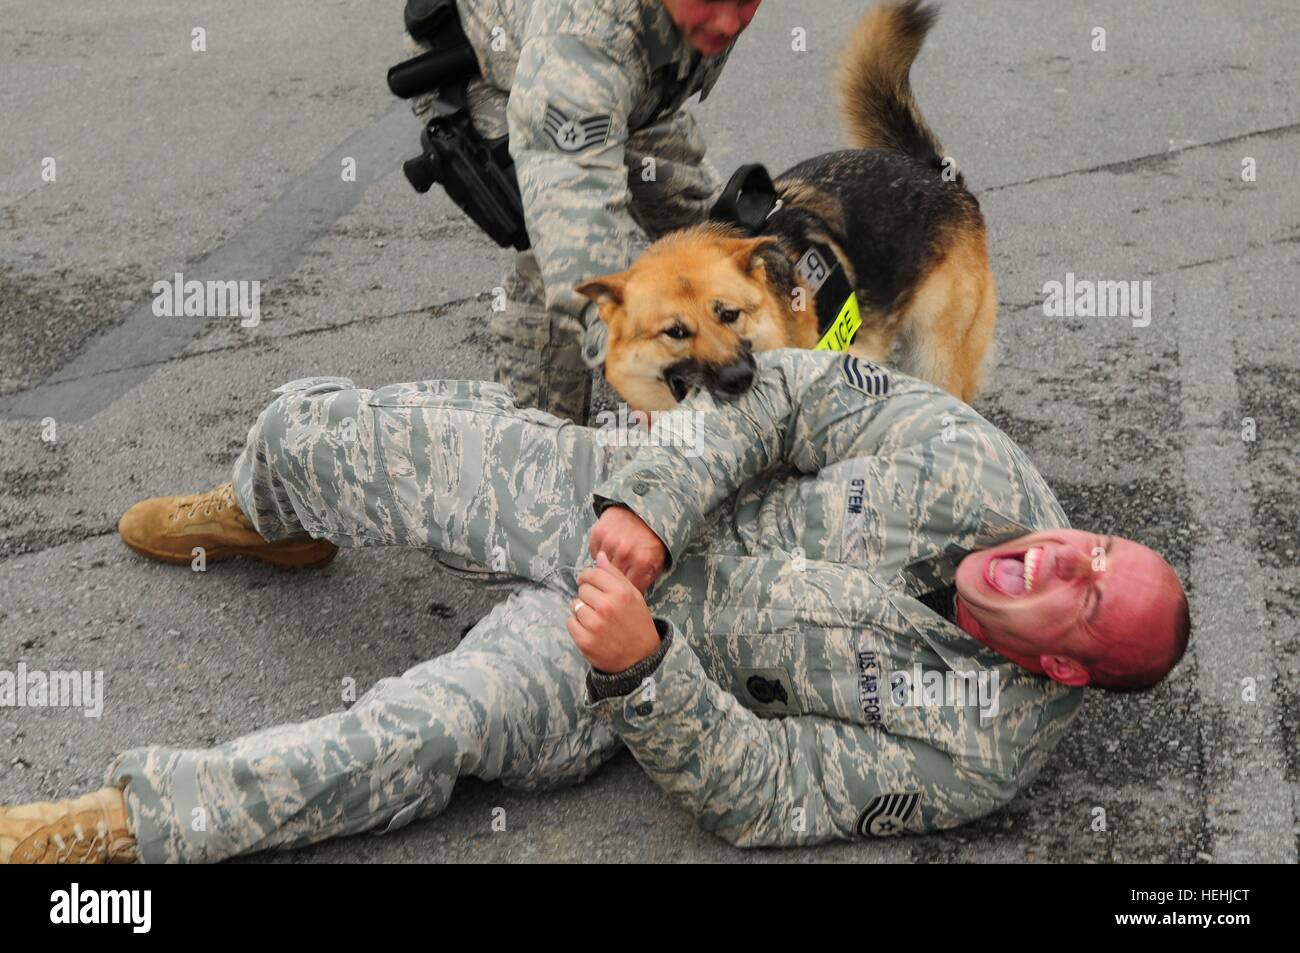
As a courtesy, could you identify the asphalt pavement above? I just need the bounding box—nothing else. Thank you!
[1,0,1296,862]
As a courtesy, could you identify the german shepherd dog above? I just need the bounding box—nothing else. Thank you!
[576,0,996,412]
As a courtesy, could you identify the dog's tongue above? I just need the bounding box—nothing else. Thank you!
[994,556,1026,596]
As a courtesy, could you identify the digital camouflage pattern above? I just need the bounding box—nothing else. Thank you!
[108,585,619,863]
[108,350,1083,860]
[409,0,731,422]
[590,351,1084,843]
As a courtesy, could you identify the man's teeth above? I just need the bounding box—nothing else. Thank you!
[1023,547,1041,593]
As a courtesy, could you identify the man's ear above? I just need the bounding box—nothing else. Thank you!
[721,235,779,274]
[575,272,628,312]
[1040,655,1091,687]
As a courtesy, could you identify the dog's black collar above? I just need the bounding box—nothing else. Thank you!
[709,163,780,234]
[794,242,858,345]
[709,163,860,349]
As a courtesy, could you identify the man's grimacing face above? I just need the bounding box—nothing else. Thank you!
[661,0,762,56]
[953,528,1185,686]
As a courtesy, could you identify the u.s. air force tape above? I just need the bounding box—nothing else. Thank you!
[840,355,890,397]
[857,792,922,837]
[543,105,612,153]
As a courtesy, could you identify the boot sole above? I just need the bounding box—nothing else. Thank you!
[121,537,339,569]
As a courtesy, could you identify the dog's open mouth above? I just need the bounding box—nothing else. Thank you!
[664,370,691,402]
[663,350,756,404]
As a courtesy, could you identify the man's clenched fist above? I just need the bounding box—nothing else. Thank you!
[567,551,662,673]
[588,506,668,593]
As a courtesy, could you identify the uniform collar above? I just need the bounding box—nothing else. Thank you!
[890,513,1038,674]
[894,514,1036,599]
[891,591,999,675]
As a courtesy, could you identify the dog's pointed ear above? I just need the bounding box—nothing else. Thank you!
[575,272,628,312]
[722,235,779,274]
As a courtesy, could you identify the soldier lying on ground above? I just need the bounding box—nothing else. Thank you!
[0,350,1189,862]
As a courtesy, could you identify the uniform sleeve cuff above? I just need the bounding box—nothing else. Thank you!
[586,618,674,701]
[591,488,692,571]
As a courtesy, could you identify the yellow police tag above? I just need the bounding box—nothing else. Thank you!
[815,293,862,351]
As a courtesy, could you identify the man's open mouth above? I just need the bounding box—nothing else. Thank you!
[986,546,1042,596]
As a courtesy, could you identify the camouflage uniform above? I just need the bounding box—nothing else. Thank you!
[107,351,1084,861]
[409,0,731,423]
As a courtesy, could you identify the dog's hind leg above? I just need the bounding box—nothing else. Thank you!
[961,278,998,403]
[896,234,997,404]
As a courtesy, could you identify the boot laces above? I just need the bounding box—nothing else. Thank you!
[49,819,110,863]
[174,483,237,522]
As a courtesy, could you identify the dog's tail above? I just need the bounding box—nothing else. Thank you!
[835,1,955,182]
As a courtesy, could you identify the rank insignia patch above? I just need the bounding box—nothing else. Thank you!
[841,355,890,397]
[857,792,921,837]
[543,105,612,153]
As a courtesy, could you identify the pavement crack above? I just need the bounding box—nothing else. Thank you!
[1174,252,1249,272]
[983,120,1300,194]
[4,295,484,395]
[0,527,117,564]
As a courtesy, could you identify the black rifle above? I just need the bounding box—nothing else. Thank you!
[388,0,529,251]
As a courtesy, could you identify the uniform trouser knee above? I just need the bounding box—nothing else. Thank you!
[490,252,592,425]
[231,381,380,544]
[231,375,624,585]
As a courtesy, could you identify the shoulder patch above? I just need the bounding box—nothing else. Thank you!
[543,105,612,153]
[841,355,890,397]
[857,792,922,837]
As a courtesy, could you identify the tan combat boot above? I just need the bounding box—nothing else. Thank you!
[118,482,338,568]
[1,787,137,864]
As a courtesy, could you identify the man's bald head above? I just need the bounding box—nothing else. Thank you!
[1079,552,1189,690]
[952,529,1190,689]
